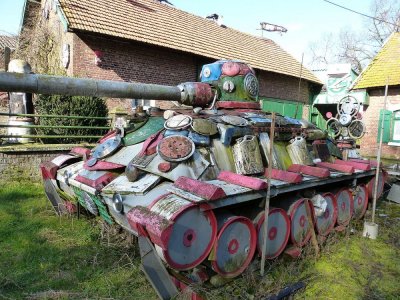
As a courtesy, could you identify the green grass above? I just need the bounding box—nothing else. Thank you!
[0,181,157,299]
[1,181,399,299]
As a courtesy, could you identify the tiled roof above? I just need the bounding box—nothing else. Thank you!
[0,35,17,49]
[353,32,400,89]
[59,0,321,84]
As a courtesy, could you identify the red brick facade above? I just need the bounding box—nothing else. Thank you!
[360,86,400,159]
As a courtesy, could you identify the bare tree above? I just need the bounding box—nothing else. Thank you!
[307,0,400,72]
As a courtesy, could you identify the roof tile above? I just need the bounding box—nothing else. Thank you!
[59,0,321,84]
[353,32,400,89]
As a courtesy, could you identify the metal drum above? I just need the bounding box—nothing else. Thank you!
[353,184,368,219]
[211,214,256,278]
[254,208,290,259]
[287,198,313,247]
[314,193,337,236]
[367,170,385,200]
[7,117,34,143]
[149,194,217,271]
[335,188,353,226]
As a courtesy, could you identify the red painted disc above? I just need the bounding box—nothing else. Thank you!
[157,135,195,162]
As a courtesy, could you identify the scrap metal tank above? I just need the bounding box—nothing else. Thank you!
[0,59,384,298]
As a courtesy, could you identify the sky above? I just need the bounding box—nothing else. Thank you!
[0,0,373,63]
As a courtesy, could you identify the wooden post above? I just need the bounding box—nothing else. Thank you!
[304,199,319,258]
[372,80,388,224]
[260,112,275,276]
[4,47,11,71]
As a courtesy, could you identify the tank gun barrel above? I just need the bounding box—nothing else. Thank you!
[0,72,182,101]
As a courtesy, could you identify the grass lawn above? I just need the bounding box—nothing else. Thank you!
[0,181,399,299]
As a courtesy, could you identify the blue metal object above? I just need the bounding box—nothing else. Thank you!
[217,123,253,145]
[188,131,210,146]
[200,61,225,82]
[164,129,189,137]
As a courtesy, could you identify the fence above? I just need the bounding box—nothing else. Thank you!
[0,112,113,143]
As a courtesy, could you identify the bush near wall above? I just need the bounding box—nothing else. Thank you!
[35,94,109,144]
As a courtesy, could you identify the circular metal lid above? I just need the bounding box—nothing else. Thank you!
[164,114,192,130]
[221,115,249,127]
[91,135,122,159]
[157,135,195,162]
[191,119,218,136]
[339,113,352,126]
[112,193,124,213]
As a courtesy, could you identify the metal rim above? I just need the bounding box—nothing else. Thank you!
[91,135,122,159]
[211,216,257,277]
[164,115,192,130]
[353,184,368,219]
[335,188,354,225]
[288,198,313,247]
[326,118,342,138]
[348,120,366,139]
[315,193,338,236]
[337,95,360,117]
[255,208,290,259]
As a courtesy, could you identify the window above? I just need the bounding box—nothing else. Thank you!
[378,109,400,144]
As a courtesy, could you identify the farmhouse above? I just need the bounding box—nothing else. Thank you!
[20,0,321,115]
[352,32,400,159]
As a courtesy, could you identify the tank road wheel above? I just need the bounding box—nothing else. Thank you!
[314,193,338,236]
[367,170,386,200]
[287,199,313,247]
[335,188,353,226]
[255,208,290,259]
[150,195,217,271]
[353,184,368,219]
[211,216,257,278]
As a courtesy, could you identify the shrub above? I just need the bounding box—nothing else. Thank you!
[35,95,109,144]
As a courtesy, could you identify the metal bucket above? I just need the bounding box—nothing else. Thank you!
[150,194,217,271]
[313,193,338,236]
[362,221,378,239]
[254,208,290,259]
[353,184,368,219]
[211,214,256,278]
[7,117,34,143]
[335,188,354,226]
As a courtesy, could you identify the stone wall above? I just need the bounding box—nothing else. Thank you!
[0,145,72,182]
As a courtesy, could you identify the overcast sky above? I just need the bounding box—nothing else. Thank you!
[0,0,372,63]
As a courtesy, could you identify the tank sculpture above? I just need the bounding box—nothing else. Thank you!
[0,60,386,299]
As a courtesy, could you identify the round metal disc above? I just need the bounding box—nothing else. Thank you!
[256,208,290,259]
[348,120,366,139]
[212,217,256,278]
[288,199,312,247]
[44,179,67,215]
[353,185,368,219]
[339,113,352,126]
[315,193,337,236]
[157,135,195,162]
[91,135,122,159]
[244,73,259,99]
[156,201,217,270]
[221,115,249,127]
[335,189,353,225]
[164,114,192,130]
[191,119,218,136]
[82,191,99,216]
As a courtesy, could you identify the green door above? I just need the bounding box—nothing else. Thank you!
[261,98,303,119]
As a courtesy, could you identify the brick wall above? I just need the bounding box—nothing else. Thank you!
[0,150,68,181]
[258,71,311,103]
[360,86,400,159]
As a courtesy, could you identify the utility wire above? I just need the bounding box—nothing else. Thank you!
[322,0,399,27]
